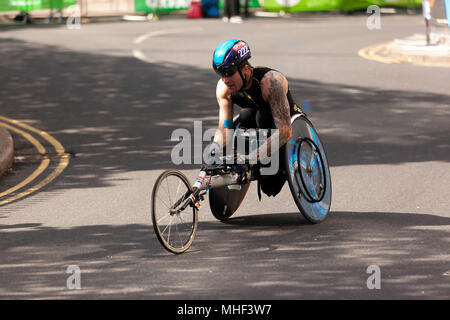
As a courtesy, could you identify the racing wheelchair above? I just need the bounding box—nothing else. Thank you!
[151,113,332,254]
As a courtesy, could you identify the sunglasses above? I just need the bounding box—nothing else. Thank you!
[215,65,238,77]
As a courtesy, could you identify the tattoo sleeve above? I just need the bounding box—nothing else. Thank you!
[253,71,292,161]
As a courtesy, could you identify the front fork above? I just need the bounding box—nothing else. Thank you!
[189,170,208,210]
[171,165,253,215]
[170,170,207,215]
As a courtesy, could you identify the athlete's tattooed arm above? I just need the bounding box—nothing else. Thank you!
[252,70,292,161]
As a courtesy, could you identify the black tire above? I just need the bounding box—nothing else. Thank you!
[151,169,198,254]
[285,115,332,223]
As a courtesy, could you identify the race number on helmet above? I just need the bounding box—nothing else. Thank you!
[212,39,251,77]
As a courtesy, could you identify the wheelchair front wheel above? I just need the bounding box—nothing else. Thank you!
[151,169,198,254]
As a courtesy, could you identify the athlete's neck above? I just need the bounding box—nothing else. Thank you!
[243,67,253,91]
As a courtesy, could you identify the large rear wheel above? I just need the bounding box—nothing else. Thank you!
[285,115,332,223]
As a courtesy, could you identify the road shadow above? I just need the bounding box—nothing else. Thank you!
[0,23,67,32]
[0,210,448,299]
[0,38,449,193]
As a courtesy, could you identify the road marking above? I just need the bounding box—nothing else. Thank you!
[1,154,69,206]
[0,115,70,206]
[132,48,156,63]
[0,115,66,155]
[0,122,50,199]
[358,42,396,65]
[0,121,46,154]
[133,27,203,45]
[132,27,203,64]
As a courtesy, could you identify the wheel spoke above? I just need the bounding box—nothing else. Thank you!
[166,177,173,206]
[175,180,182,204]
[167,216,172,244]
[157,212,171,224]
[176,216,183,247]
[161,214,174,237]
[156,194,171,210]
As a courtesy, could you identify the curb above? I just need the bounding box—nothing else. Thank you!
[0,126,14,178]
[388,33,450,66]
[358,33,450,67]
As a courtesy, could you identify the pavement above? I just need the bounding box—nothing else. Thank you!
[389,32,450,65]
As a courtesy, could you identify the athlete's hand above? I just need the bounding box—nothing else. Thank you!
[203,141,222,165]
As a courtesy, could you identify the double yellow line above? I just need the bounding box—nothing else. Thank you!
[0,115,70,206]
[358,42,398,65]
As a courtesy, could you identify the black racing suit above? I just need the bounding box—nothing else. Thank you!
[230,67,303,197]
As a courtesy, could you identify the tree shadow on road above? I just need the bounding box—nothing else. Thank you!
[0,210,449,299]
[0,37,449,195]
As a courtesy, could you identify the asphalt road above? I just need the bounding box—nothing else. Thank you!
[0,13,449,299]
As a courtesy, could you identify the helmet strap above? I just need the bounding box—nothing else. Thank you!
[238,65,252,92]
[238,69,245,92]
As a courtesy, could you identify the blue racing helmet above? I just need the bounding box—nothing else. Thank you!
[212,39,251,77]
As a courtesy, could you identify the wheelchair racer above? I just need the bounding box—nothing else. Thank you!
[209,39,304,197]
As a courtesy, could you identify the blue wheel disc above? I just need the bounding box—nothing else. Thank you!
[285,115,332,223]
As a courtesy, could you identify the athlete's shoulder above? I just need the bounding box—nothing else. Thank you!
[216,79,232,100]
[259,69,288,90]
[252,66,272,79]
